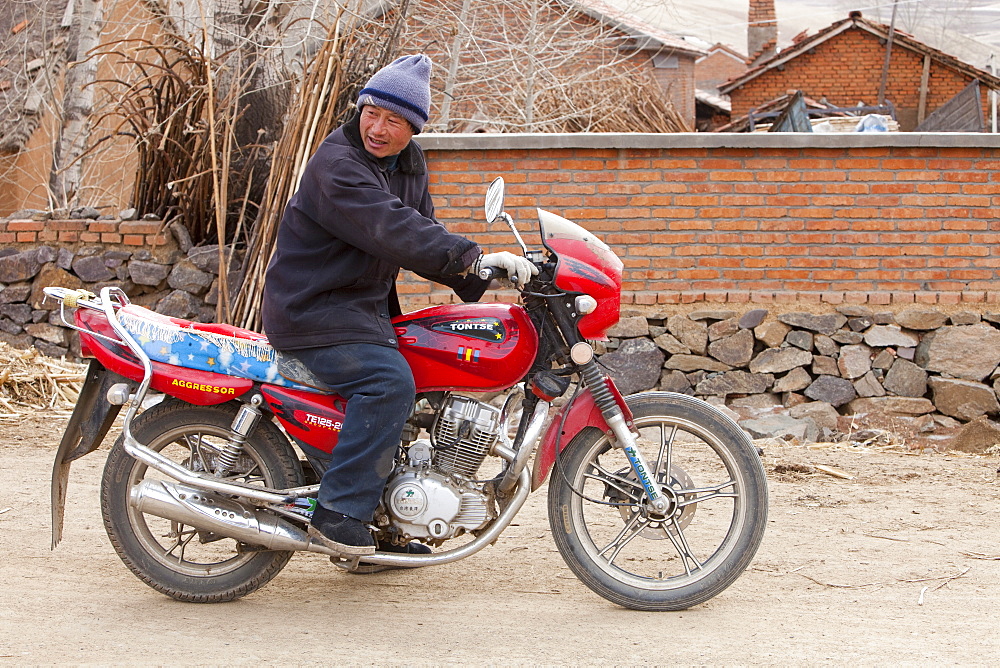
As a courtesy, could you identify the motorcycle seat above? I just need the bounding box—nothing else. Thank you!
[115,305,325,391]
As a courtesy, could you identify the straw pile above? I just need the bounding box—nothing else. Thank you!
[0,343,86,420]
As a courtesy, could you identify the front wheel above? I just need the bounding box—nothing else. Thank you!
[101,399,304,603]
[547,392,767,611]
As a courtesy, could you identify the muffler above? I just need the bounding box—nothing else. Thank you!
[130,479,311,552]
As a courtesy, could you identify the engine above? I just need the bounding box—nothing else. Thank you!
[381,395,503,542]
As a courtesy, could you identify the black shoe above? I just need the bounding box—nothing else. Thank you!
[349,540,432,575]
[308,505,376,556]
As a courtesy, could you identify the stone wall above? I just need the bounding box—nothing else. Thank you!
[598,303,1000,450]
[0,211,239,357]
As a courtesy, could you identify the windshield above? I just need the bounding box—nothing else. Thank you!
[537,209,622,339]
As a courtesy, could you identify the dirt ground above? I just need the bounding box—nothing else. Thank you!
[1,412,998,666]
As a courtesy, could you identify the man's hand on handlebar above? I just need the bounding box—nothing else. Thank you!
[473,251,538,288]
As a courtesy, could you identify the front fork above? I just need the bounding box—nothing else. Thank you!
[579,360,670,513]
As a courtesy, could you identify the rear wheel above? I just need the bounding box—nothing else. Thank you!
[101,400,303,602]
[547,392,767,611]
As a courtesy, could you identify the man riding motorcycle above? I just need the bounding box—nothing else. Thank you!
[261,54,536,558]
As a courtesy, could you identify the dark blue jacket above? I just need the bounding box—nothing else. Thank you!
[262,113,486,350]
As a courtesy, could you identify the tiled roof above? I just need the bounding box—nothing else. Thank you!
[719,12,1000,95]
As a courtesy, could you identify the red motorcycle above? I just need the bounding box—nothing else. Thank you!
[47,177,767,611]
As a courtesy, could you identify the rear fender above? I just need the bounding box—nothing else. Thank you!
[51,360,133,548]
[530,380,633,491]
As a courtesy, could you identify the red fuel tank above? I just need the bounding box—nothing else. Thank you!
[393,303,538,392]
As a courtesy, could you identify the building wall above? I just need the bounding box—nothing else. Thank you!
[726,27,987,129]
[6,132,999,315]
[401,132,1000,309]
[695,48,747,92]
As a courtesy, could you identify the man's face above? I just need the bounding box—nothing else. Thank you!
[359,105,414,158]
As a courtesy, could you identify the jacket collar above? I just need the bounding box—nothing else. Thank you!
[343,111,426,175]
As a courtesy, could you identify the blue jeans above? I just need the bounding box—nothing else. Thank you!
[292,343,415,522]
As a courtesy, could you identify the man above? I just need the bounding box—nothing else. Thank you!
[261,54,535,557]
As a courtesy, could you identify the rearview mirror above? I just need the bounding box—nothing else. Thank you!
[484,177,505,223]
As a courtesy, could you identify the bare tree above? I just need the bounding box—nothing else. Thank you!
[404,0,689,132]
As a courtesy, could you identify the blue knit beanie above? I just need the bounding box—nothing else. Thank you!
[356,54,432,133]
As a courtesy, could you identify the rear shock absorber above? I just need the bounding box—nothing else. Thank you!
[215,394,264,478]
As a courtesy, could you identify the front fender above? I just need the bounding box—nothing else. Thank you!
[530,381,633,491]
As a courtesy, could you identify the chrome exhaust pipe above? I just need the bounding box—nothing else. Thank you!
[130,479,311,552]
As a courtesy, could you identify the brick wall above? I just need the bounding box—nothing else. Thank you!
[5,133,999,314]
[399,131,1000,310]
[0,218,171,248]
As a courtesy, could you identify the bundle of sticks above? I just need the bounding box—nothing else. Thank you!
[0,344,86,419]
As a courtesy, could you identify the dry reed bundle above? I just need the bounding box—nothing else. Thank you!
[0,343,87,420]
[231,7,409,331]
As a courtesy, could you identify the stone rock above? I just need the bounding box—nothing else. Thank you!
[667,315,707,355]
[863,325,919,348]
[129,260,171,287]
[119,207,138,221]
[838,344,873,379]
[836,305,873,318]
[916,324,1000,382]
[782,392,808,408]
[804,375,857,407]
[773,366,812,393]
[929,377,1000,422]
[707,328,755,367]
[895,308,947,330]
[730,393,783,410]
[664,354,731,373]
[0,331,34,348]
[750,346,812,374]
[653,332,690,355]
[70,206,101,219]
[785,329,813,351]
[738,309,768,329]
[811,355,839,377]
[0,284,32,304]
[882,358,928,397]
[168,260,215,296]
[788,401,840,431]
[949,311,981,326]
[103,250,132,268]
[695,370,774,396]
[948,416,1000,454]
[873,312,896,325]
[853,371,886,398]
[740,414,818,443]
[34,341,69,358]
[156,289,202,319]
[690,309,736,321]
[831,330,864,345]
[56,247,76,271]
[658,370,692,394]
[35,246,56,264]
[0,250,42,283]
[168,220,193,252]
[778,312,847,335]
[872,349,895,370]
[0,303,32,324]
[24,322,67,345]
[754,320,791,348]
[708,317,739,341]
[188,245,238,275]
[29,265,83,309]
[606,315,649,338]
[847,316,874,332]
[600,338,665,395]
[847,396,935,416]
[72,255,114,282]
[813,334,839,357]
[0,317,22,334]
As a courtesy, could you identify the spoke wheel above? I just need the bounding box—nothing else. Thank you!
[547,392,767,611]
[101,400,303,602]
